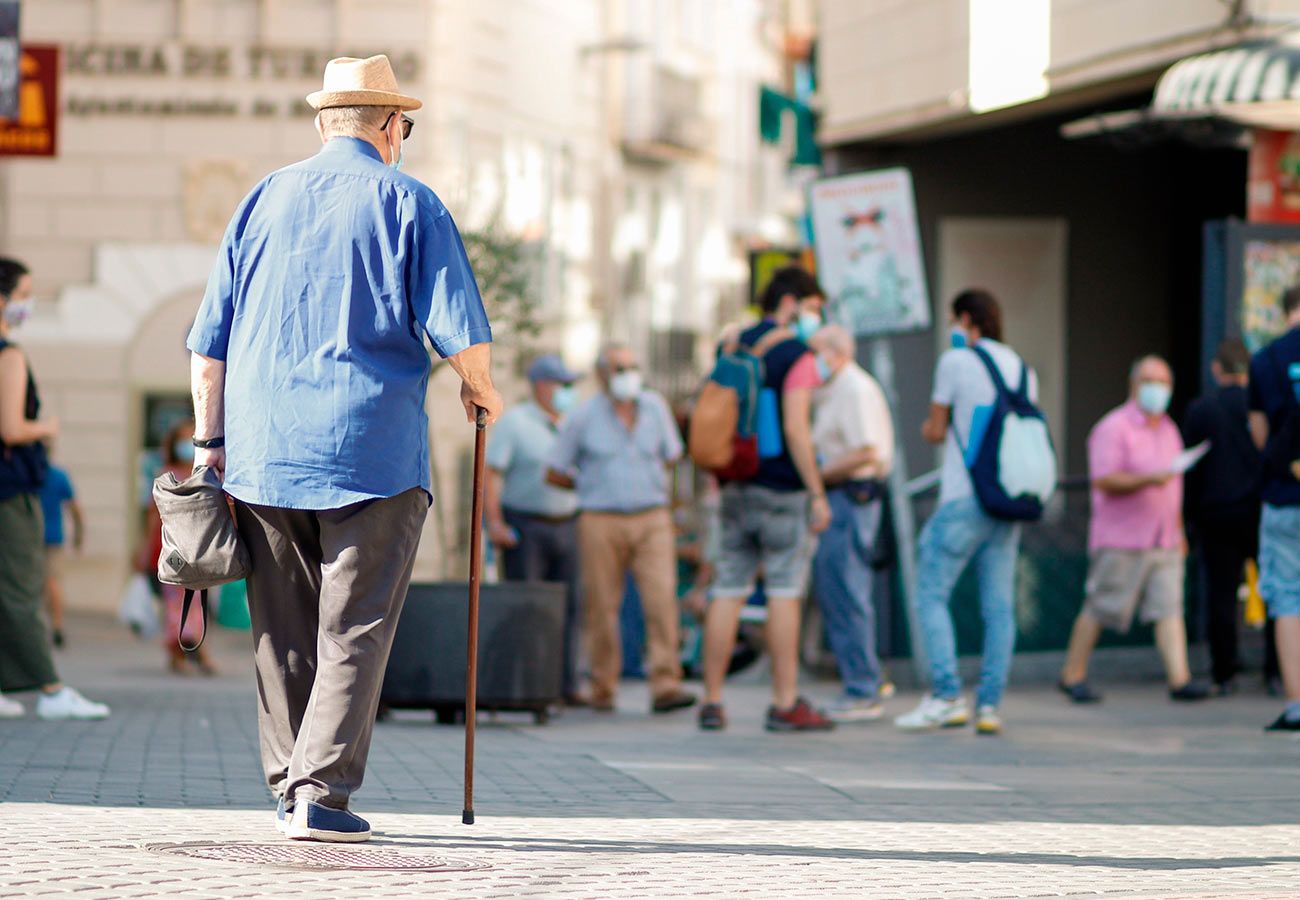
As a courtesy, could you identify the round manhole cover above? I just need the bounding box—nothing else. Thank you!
[146,842,489,872]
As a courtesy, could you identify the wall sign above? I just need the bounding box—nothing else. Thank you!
[0,44,57,157]
[0,0,17,120]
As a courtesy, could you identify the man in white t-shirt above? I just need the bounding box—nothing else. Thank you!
[808,325,895,721]
[896,289,1036,736]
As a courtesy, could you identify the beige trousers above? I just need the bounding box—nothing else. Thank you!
[577,508,682,702]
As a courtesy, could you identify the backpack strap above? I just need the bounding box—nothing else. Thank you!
[177,588,209,652]
[970,344,1013,400]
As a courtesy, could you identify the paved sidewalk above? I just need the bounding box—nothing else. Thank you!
[1,613,1298,898]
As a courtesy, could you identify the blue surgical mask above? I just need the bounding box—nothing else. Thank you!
[949,326,968,349]
[1136,381,1172,416]
[174,440,196,462]
[794,312,823,342]
[552,384,576,414]
[815,354,833,382]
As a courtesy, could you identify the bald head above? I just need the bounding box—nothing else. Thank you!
[1130,355,1172,389]
[1130,354,1174,418]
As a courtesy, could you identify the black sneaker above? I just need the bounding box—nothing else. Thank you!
[698,703,726,731]
[1265,712,1300,732]
[1058,680,1103,704]
[1214,678,1237,697]
[1169,681,1211,702]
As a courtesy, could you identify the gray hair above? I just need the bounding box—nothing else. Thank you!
[318,105,396,139]
[596,342,630,372]
[1130,354,1172,384]
[812,324,855,356]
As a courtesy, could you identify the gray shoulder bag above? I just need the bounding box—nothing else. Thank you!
[152,465,251,651]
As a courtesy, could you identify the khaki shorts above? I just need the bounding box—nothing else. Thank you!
[1084,548,1184,633]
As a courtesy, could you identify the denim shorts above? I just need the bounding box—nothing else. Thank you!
[713,483,811,599]
[1260,503,1300,618]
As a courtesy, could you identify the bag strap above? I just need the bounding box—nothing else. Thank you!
[971,344,1013,400]
[177,588,209,652]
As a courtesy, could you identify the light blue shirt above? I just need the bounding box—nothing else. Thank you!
[549,391,683,513]
[186,137,492,509]
[486,401,577,518]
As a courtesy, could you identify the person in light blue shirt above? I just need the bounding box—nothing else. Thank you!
[545,343,695,715]
[485,354,582,702]
[39,463,82,649]
[186,55,502,843]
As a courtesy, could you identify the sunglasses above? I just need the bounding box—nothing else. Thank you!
[380,111,415,140]
[610,365,640,375]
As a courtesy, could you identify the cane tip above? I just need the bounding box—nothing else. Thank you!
[462,809,475,825]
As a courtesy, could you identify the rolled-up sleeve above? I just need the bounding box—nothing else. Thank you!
[187,215,239,361]
[1088,419,1125,480]
[409,206,492,359]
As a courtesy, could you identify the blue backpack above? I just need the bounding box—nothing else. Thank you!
[959,346,1056,521]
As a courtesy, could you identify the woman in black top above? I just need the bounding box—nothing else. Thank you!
[0,257,109,720]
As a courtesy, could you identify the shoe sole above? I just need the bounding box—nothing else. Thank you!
[652,700,697,714]
[36,711,109,721]
[895,716,969,731]
[765,721,835,732]
[286,826,371,843]
[0,708,24,719]
[975,724,1001,736]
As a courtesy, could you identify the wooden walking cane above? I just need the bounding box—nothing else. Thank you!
[463,405,488,826]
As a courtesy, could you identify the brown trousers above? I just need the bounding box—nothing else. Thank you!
[577,508,682,702]
[234,488,426,809]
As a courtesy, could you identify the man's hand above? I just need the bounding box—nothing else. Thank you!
[809,495,832,534]
[195,446,226,480]
[487,519,518,549]
[461,381,504,425]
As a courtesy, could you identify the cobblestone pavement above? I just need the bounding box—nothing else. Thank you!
[2,614,1299,898]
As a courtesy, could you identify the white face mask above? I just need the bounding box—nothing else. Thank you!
[2,297,32,328]
[609,370,643,401]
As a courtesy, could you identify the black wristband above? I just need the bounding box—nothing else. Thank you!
[192,435,225,449]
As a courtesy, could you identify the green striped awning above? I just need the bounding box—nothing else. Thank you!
[1154,31,1300,129]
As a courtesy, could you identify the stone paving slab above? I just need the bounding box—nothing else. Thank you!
[1,614,1298,897]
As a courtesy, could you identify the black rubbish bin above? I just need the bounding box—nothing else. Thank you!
[381,581,566,725]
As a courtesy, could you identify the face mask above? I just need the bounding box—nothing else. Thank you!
[949,326,968,349]
[174,440,196,463]
[1137,381,1172,416]
[3,298,32,327]
[815,354,833,382]
[793,312,822,342]
[389,132,404,171]
[609,370,643,402]
[552,384,576,414]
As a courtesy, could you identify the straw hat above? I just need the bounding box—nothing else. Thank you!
[306,55,422,111]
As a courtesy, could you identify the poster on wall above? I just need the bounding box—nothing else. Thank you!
[0,43,57,157]
[1247,130,1300,225]
[808,168,930,337]
[1243,239,1300,351]
[0,1,17,121]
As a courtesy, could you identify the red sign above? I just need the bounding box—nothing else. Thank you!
[1248,129,1300,224]
[0,44,58,157]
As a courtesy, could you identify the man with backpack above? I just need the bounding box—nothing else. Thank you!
[696,266,835,732]
[1058,355,1210,705]
[1249,285,1300,731]
[896,289,1052,736]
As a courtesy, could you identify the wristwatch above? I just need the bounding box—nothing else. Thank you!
[192,435,225,449]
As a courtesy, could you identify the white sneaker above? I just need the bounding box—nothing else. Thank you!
[36,687,110,721]
[826,693,885,723]
[894,694,968,731]
[0,692,24,718]
[975,705,1002,736]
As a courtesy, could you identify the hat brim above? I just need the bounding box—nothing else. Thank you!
[307,88,422,111]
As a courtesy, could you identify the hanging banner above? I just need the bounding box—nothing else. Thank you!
[1247,129,1300,225]
[808,168,931,336]
[0,1,17,121]
[0,43,57,157]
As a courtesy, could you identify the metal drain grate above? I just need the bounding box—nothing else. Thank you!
[146,842,489,872]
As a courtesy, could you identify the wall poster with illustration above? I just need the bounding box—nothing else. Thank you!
[808,168,931,337]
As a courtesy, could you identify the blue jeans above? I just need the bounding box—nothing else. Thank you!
[812,489,883,698]
[916,497,1020,709]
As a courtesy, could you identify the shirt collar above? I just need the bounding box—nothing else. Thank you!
[1122,400,1164,428]
[320,136,385,163]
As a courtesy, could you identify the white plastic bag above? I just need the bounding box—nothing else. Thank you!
[117,574,160,639]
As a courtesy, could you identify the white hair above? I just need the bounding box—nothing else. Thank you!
[812,324,855,356]
[317,105,396,139]
[596,342,631,372]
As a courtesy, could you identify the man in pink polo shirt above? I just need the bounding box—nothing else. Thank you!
[1059,355,1210,703]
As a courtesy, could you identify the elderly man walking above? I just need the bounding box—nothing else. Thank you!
[187,56,502,843]
[808,325,895,722]
[1059,356,1208,704]
[485,354,584,704]
[546,344,696,715]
